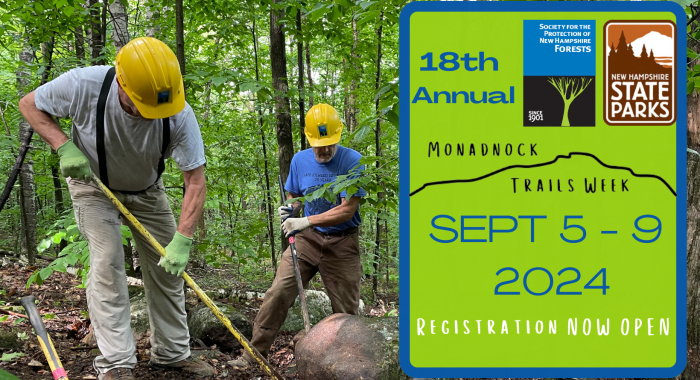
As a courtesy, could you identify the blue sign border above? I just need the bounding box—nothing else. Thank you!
[399,2,687,378]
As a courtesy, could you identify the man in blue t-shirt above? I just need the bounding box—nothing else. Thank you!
[230,104,366,367]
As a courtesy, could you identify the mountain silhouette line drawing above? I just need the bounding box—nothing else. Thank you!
[409,152,676,197]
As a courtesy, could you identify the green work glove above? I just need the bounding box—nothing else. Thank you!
[159,231,192,277]
[56,140,91,183]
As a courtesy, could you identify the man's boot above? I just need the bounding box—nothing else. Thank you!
[98,368,135,380]
[149,356,215,377]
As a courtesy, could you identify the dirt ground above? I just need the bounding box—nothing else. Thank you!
[0,262,303,379]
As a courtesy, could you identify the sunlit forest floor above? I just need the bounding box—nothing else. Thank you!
[0,257,399,379]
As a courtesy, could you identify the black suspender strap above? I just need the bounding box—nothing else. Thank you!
[96,67,171,193]
[157,117,170,181]
[96,67,116,189]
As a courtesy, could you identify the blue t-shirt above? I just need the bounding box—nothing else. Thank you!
[286,146,366,233]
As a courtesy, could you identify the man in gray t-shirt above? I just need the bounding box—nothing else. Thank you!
[18,37,213,380]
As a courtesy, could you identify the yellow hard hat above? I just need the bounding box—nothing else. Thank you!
[305,104,343,147]
[115,37,185,119]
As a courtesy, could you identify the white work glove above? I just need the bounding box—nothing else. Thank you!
[281,217,311,238]
[278,204,293,222]
[278,203,301,222]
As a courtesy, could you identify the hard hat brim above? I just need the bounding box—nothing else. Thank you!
[130,77,186,119]
[307,132,341,147]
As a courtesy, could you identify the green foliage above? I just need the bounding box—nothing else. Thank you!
[674,0,696,8]
[0,352,23,362]
[25,212,125,288]
[0,368,21,380]
[1,0,402,295]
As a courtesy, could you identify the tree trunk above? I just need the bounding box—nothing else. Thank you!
[176,0,185,80]
[74,22,86,64]
[689,33,700,150]
[82,0,93,58]
[296,10,306,151]
[201,37,220,123]
[270,0,293,253]
[0,32,55,215]
[561,101,571,127]
[89,0,104,65]
[195,37,221,245]
[42,38,65,251]
[686,149,700,379]
[252,18,279,264]
[50,149,65,242]
[372,12,384,301]
[41,37,54,84]
[144,6,162,38]
[690,93,700,150]
[385,217,389,288]
[269,1,294,196]
[347,16,359,134]
[101,0,107,48]
[305,42,314,109]
[144,6,169,38]
[109,0,129,52]
[687,150,700,355]
[17,40,37,265]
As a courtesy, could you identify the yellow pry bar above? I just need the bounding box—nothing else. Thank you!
[91,174,282,380]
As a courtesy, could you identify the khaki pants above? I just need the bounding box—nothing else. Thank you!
[67,179,190,374]
[243,228,362,360]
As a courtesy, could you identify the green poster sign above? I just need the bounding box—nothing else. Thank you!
[399,2,686,378]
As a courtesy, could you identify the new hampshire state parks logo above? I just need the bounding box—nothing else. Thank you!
[604,21,676,125]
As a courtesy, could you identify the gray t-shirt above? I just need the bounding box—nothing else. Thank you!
[34,65,206,192]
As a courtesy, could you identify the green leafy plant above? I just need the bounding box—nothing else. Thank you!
[0,352,23,362]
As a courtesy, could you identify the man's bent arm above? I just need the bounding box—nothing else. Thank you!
[308,196,359,227]
[18,91,68,149]
[179,165,206,237]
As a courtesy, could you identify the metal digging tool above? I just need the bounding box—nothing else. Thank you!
[20,296,69,380]
[278,175,311,333]
[90,174,282,380]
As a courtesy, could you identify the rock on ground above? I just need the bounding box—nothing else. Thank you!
[280,290,365,332]
[295,313,409,380]
[187,301,252,351]
[0,330,18,350]
[130,295,149,344]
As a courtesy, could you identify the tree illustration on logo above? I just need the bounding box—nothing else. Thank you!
[547,77,592,126]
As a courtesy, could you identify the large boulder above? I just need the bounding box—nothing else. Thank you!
[281,290,365,332]
[130,295,150,345]
[295,313,408,380]
[187,302,252,352]
[82,295,150,346]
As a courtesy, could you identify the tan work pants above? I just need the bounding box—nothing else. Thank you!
[67,179,190,374]
[243,228,362,360]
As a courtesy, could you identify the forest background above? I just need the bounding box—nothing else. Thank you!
[0,0,401,299]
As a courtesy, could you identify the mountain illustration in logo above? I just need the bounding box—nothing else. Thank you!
[607,30,673,73]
